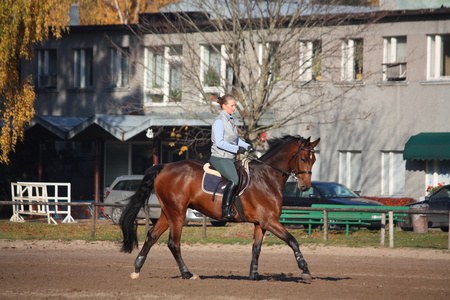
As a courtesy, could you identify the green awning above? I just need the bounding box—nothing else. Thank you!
[403,132,450,160]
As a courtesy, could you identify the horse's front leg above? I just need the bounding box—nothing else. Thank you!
[249,224,266,280]
[266,220,312,281]
[131,215,169,279]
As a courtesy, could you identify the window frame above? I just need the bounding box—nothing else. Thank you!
[339,151,362,193]
[382,36,407,81]
[341,38,364,82]
[258,41,281,84]
[110,47,130,88]
[427,34,450,80]
[144,45,183,105]
[425,160,450,193]
[74,48,93,88]
[299,40,322,82]
[381,151,405,196]
[200,44,229,96]
[37,49,57,89]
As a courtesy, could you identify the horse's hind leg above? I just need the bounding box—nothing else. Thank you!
[167,219,197,279]
[131,214,169,279]
[249,224,266,280]
[266,221,312,281]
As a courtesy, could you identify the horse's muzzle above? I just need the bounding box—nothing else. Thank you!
[299,185,309,192]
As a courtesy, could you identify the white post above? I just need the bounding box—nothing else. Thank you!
[389,211,394,248]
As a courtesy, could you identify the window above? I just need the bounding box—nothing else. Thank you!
[259,42,281,84]
[110,47,129,88]
[299,40,322,81]
[104,142,153,187]
[144,46,183,104]
[339,151,362,192]
[202,45,221,87]
[37,49,57,89]
[200,44,232,95]
[74,48,93,88]
[427,34,450,80]
[105,143,129,187]
[381,151,405,195]
[311,151,321,181]
[383,36,407,81]
[426,160,450,192]
[341,39,363,81]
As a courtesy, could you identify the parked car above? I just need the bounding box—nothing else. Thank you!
[400,184,450,232]
[104,175,161,225]
[104,175,226,226]
[283,181,383,207]
[282,180,383,229]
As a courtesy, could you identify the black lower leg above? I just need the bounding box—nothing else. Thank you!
[288,239,312,280]
[133,227,160,274]
[168,238,193,279]
[249,242,262,280]
[134,254,147,273]
[222,181,238,221]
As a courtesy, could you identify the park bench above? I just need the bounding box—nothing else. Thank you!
[279,205,410,237]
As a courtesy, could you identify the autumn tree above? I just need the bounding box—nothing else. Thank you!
[78,0,177,25]
[0,0,72,164]
[135,0,382,148]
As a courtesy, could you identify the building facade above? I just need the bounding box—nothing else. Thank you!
[13,2,450,202]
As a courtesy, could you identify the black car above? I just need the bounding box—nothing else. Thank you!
[282,181,383,207]
[401,184,450,232]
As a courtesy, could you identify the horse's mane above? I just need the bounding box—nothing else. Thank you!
[260,135,307,160]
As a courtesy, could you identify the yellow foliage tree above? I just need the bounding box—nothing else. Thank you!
[78,0,176,25]
[0,0,70,164]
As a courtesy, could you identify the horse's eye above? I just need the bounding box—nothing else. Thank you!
[301,158,306,163]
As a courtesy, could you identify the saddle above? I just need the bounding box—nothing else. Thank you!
[202,160,250,196]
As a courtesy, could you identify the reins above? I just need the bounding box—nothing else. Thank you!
[247,154,291,177]
[247,145,314,177]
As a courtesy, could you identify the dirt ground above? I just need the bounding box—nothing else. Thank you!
[0,239,449,300]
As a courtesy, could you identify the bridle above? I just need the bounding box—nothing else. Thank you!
[288,146,315,176]
[248,144,314,177]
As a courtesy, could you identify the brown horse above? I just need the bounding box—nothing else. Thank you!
[120,135,320,281]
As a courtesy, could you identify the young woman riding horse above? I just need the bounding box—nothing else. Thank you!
[120,135,320,281]
[210,94,253,221]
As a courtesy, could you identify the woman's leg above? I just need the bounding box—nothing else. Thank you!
[210,157,239,220]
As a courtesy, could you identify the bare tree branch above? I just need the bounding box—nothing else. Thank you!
[123,0,385,148]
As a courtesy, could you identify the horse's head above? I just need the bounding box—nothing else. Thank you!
[290,136,320,191]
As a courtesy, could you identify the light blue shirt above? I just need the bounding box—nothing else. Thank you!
[212,111,250,154]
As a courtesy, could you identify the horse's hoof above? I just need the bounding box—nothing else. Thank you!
[301,272,312,281]
[249,273,261,280]
[190,274,201,280]
[130,272,140,279]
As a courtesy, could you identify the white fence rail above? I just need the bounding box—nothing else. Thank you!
[10,182,75,224]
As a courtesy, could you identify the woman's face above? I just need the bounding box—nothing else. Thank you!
[222,99,236,115]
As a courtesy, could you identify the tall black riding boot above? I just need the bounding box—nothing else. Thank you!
[222,181,238,221]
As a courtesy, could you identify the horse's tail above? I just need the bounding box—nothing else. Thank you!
[120,164,165,253]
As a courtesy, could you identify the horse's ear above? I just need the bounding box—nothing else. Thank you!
[305,136,311,143]
[311,138,320,148]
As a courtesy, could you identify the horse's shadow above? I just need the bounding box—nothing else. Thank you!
[171,273,352,283]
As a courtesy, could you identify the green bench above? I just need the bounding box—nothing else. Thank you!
[279,205,410,237]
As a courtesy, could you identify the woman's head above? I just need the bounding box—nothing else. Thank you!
[217,94,236,115]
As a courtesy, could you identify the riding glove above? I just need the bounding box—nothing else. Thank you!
[238,146,254,154]
[238,146,247,154]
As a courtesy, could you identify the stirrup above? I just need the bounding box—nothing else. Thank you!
[222,210,236,221]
